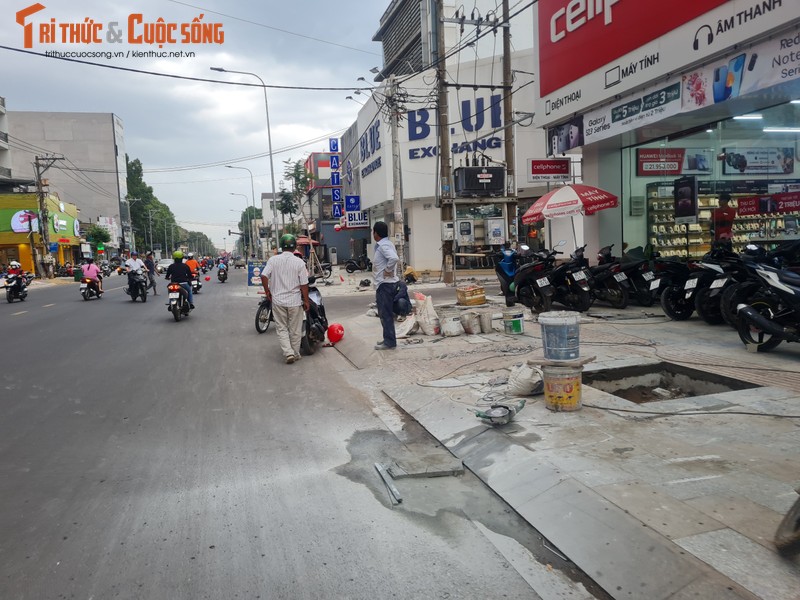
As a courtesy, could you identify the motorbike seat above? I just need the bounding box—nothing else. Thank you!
[590,263,614,274]
[778,269,800,288]
[620,258,647,269]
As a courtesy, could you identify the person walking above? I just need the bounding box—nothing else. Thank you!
[144,252,158,295]
[372,221,399,350]
[261,234,310,364]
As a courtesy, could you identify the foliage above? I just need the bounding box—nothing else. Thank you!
[277,188,298,222]
[85,224,111,245]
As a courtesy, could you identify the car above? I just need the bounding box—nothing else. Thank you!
[233,256,246,269]
[156,259,172,274]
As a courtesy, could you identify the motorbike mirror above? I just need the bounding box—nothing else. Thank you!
[555,240,567,247]
[308,275,317,285]
[520,244,530,251]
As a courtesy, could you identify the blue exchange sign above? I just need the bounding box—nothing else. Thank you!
[345,195,360,212]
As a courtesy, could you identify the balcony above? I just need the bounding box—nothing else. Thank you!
[0,165,11,180]
[0,96,5,113]
[0,131,8,149]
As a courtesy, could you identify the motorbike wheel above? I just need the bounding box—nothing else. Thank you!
[141,288,148,303]
[634,285,656,307]
[322,267,332,279]
[737,295,783,352]
[519,285,552,314]
[660,285,694,321]
[300,333,316,355]
[82,291,89,301]
[604,281,629,309]
[561,287,592,312]
[6,290,12,303]
[775,494,800,557]
[694,286,724,325]
[345,263,356,274]
[172,304,182,322]
[720,282,759,329]
[255,303,273,334]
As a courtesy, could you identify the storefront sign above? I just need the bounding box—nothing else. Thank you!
[527,158,571,182]
[345,211,369,228]
[4,209,39,233]
[536,0,795,127]
[636,148,713,176]
[722,147,795,176]
[738,191,800,216]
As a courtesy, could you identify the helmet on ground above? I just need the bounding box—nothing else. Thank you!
[10,260,21,268]
[173,250,184,260]
[327,323,344,344]
[280,234,297,251]
[188,252,194,258]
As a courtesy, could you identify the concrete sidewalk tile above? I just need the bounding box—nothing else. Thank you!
[668,576,760,600]
[596,480,726,540]
[533,449,638,488]
[684,494,783,550]
[516,478,707,600]
[675,529,800,600]
[473,454,568,508]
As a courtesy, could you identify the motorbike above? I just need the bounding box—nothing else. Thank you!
[191,272,203,294]
[574,245,629,309]
[736,258,800,352]
[494,244,553,314]
[255,294,273,333]
[4,272,32,303]
[301,275,329,355]
[345,254,372,273]
[124,268,149,302]
[201,265,208,274]
[100,261,112,278]
[688,244,747,325]
[655,256,701,321]
[79,277,102,300]
[166,282,191,321]
[598,245,661,306]
[218,266,228,283]
[543,242,594,312]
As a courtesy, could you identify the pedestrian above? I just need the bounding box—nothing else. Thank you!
[144,251,158,295]
[713,192,736,249]
[371,221,399,350]
[260,234,310,364]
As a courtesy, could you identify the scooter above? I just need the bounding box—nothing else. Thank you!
[345,254,372,273]
[736,260,800,352]
[301,276,328,355]
[598,245,661,306]
[494,244,553,314]
[574,245,629,309]
[166,282,192,321]
[191,272,203,294]
[124,268,149,302]
[79,277,102,300]
[4,272,31,303]
[544,243,594,312]
[218,266,228,283]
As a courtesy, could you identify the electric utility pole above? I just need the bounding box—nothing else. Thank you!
[34,154,63,278]
[436,0,454,284]
[387,75,406,270]
[502,0,517,243]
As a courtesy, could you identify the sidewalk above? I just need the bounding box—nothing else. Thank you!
[333,292,800,600]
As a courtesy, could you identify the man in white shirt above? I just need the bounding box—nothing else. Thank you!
[261,234,310,364]
[124,250,146,288]
[372,221,399,350]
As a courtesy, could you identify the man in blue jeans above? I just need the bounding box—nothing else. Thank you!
[372,221,399,350]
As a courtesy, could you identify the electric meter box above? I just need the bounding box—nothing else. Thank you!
[454,166,506,197]
[441,222,454,241]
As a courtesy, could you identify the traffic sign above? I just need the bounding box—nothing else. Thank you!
[332,188,342,202]
[330,155,340,170]
[329,138,339,152]
[345,195,360,212]
[332,203,343,218]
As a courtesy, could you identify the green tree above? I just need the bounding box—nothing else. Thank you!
[85,224,111,255]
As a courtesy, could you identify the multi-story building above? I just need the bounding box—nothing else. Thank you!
[8,111,127,253]
[0,96,10,182]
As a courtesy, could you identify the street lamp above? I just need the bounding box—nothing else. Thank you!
[229,192,250,255]
[224,165,257,258]
[211,66,280,257]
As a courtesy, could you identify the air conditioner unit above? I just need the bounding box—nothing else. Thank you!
[453,166,505,197]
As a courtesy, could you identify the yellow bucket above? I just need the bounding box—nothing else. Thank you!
[543,365,583,412]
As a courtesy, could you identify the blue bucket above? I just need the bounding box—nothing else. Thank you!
[538,311,580,360]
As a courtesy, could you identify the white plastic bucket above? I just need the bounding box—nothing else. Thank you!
[440,310,464,337]
[460,311,480,335]
[538,311,580,360]
[502,308,524,335]
[543,365,583,412]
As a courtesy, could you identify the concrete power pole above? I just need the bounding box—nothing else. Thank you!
[34,155,63,278]
[387,75,406,270]
[435,0,454,284]
[502,0,517,244]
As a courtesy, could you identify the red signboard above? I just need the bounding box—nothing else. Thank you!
[738,192,800,216]
[537,0,728,97]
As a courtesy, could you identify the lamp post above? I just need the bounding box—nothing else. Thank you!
[146,208,158,252]
[224,165,257,258]
[229,192,250,256]
[211,66,280,256]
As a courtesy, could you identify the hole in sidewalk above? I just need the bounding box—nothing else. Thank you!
[582,362,760,404]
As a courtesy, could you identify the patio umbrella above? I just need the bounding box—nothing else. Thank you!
[521,184,618,225]
[295,236,319,246]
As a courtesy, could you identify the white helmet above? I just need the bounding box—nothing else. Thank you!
[187,252,194,258]
[10,261,20,268]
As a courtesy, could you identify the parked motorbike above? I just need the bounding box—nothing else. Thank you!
[166,282,191,321]
[574,245,629,309]
[255,294,273,333]
[655,256,700,321]
[689,245,747,325]
[544,242,594,312]
[301,276,328,355]
[494,244,553,314]
[736,259,800,352]
[218,266,228,283]
[191,272,203,294]
[124,268,149,302]
[345,254,372,273]
[79,277,102,300]
[4,272,31,303]
[598,245,660,306]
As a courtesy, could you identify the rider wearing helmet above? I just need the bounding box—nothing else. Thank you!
[7,260,22,276]
[165,250,194,309]
[185,252,200,276]
[261,234,310,364]
[81,256,104,295]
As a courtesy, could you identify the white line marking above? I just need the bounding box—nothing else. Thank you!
[12,311,28,316]
[666,455,722,463]
[42,303,55,307]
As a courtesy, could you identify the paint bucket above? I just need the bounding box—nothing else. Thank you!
[502,308,524,335]
[460,311,480,335]
[543,365,583,412]
[538,311,580,360]
[479,310,494,334]
[440,310,464,337]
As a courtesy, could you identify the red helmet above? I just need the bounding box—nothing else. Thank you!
[327,323,345,344]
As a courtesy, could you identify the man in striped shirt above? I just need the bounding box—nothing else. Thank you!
[261,234,310,364]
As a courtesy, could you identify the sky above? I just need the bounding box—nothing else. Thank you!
[1,0,388,250]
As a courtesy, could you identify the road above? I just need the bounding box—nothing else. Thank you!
[0,268,604,599]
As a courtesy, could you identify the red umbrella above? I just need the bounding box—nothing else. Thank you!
[295,236,319,246]
[522,184,618,224]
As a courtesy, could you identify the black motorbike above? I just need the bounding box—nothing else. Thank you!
[191,272,203,295]
[494,244,553,314]
[79,276,102,300]
[166,282,191,321]
[655,256,700,321]
[4,272,31,303]
[218,267,228,283]
[574,245,628,309]
[301,276,328,355]
[598,245,660,306]
[124,268,149,302]
[255,294,273,333]
[345,254,372,273]
[689,245,747,325]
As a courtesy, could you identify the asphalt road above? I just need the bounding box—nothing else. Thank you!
[0,269,600,599]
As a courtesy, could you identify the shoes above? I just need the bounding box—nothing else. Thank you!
[285,355,296,364]
[293,354,301,361]
[189,303,195,309]
[374,342,397,350]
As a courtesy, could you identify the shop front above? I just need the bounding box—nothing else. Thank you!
[533,0,800,257]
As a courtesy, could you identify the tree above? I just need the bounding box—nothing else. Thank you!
[85,224,111,255]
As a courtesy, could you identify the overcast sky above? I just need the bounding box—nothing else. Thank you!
[1,0,388,250]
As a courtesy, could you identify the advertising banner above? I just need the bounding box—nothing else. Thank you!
[674,175,699,225]
[636,148,714,176]
[536,0,798,127]
[247,260,267,287]
[546,117,584,156]
[527,158,571,182]
[722,147,795,176]
[738,191,800,216]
